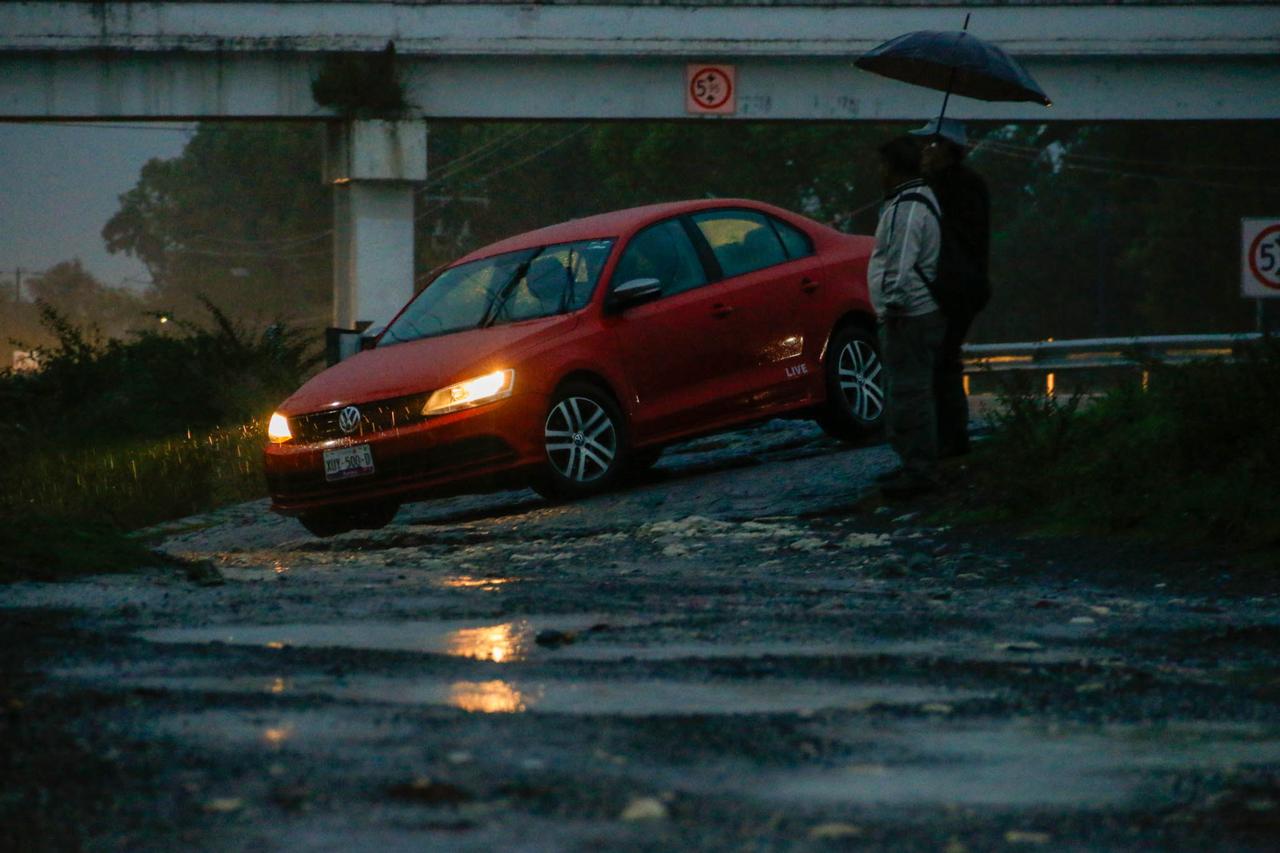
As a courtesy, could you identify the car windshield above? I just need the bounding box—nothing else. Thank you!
[380,239,615,346]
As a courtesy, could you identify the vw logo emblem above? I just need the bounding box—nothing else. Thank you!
[337,405,362,434]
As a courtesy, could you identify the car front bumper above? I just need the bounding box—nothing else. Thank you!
[263,393,544,514]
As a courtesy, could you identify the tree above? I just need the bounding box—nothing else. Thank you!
[2,260,147,351]
[969,121,1280,342]
[103,123,331,328]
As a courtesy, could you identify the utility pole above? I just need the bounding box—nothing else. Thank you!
[13,267,20,303]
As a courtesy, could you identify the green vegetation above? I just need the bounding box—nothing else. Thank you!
[957,341,1280,552]
[0,302,320,581]
[311,42,409,118]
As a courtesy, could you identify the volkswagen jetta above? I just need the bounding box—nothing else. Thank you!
[264,199,882,535]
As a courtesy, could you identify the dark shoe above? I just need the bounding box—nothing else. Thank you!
[939,443,970,459]
[880,472,939,499]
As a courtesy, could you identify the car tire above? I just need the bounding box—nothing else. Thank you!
[298,501,398,537]
[817,324,886,443]
[532,381,629,500]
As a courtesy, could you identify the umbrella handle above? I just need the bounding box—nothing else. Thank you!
[936,13,971,127]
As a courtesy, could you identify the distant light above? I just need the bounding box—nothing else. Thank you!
[158,315,169,324]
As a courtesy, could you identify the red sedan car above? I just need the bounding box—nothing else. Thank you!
[265,199,882,536]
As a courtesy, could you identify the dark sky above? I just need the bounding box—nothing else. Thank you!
[0,122,191,291]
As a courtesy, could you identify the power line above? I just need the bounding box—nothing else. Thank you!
[977,136,1280,178]
[185,230,334,249]
[416,124,543,193]
[973,142,1280,195]
[414,126,591,224]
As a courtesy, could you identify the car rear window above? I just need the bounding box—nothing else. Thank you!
[770,216,814,260]
[691,210,789,278]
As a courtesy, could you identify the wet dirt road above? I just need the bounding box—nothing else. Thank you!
[4,420,1280,851]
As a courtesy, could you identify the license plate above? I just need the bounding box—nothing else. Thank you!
[323,444,375,481]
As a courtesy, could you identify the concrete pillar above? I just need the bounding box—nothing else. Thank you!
[326,120,427,331]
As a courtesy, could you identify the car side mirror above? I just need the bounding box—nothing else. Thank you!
[608,277,663,312]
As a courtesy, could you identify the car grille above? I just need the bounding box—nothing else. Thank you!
[289,393,430,442]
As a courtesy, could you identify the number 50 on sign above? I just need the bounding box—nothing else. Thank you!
[1243,217,1280,298]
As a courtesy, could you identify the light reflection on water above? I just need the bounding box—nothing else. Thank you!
[448,680,539,713]
[140,614,624,657]
[262,725,292,745]
[446,622,530,662]
[438,575,518,592]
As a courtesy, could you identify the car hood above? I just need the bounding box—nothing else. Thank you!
[280,316,575,415]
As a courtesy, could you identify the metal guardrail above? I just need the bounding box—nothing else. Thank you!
[962,333,1265,373]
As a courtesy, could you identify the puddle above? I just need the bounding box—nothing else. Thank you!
[759,720,1280,808]
[141,619,1089,667]
[149,708,416,748]
[552,637,1088,666]
[140,615,629,662]
[112,673,981,716]
[551,642,860,661]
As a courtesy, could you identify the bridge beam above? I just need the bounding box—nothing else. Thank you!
[1,3,1278,121]
[325,121,426,331]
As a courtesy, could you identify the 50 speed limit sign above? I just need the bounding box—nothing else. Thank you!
[1243,217,1280,297]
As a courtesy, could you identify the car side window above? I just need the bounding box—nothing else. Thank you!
[691,210,789,279]
[771,216,814,260]
[611,219,707,298]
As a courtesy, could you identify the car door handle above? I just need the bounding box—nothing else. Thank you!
[800,277,821,293]
[710,303,735,319]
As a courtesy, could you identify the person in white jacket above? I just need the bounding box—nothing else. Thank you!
[867,135,946,496]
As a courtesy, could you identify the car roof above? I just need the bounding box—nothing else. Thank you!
[450,198,816,265]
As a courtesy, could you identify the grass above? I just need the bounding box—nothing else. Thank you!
[0,423,270,582]
[3,422,269,531]
[944,339,1280,556]
[0,301,318,582]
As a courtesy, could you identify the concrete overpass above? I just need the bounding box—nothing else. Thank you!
[2,1,1278,329]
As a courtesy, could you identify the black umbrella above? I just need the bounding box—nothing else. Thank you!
[856,16,1051,123]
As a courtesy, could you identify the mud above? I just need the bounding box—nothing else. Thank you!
[3,418,1278,851]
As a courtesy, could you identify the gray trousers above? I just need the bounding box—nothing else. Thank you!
[879,311,947,478]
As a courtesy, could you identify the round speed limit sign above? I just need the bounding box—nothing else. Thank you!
[1243,218,1280,297]
[686,64,736,115]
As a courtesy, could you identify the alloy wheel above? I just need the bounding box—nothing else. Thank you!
[544,396,618,483]
[837,339,885,424]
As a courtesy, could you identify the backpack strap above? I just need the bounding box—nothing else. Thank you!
[897,192,941,286]
[897,191,941,222]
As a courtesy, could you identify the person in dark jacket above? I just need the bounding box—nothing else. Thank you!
[911,118,990,457]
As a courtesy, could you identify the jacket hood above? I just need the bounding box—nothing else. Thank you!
[279,315,574,415]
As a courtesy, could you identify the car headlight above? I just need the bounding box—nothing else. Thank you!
[422,369,515,416]
[267,412,293,443]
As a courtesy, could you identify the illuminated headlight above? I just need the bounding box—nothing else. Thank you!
[423,369,515,416]
[267,412,293,443]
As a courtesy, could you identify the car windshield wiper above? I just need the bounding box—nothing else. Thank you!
[479,252,540,328]
[557,247,578,314]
